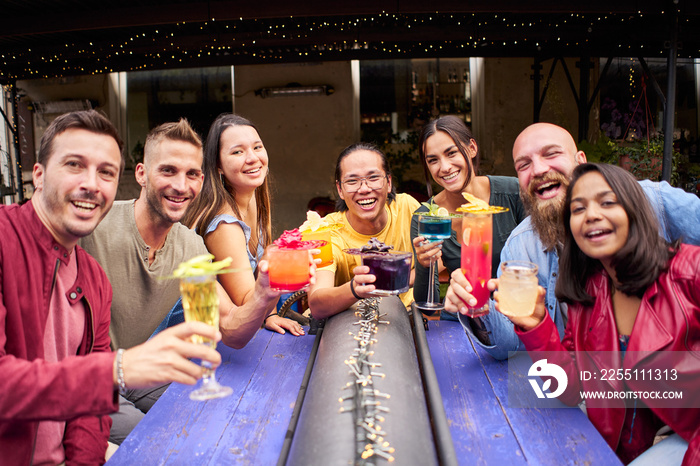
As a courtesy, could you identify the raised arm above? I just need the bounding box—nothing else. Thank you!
[307,266,377,320]
[217,260,283,348]
[204,220,256,306]
[205,219,304,336]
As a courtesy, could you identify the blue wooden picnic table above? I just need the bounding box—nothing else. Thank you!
[426,319,622,466]
[108,317,621,465]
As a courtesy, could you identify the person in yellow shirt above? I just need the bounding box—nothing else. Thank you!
[308,143,420,318]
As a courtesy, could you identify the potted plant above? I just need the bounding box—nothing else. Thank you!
[611,135,680,185]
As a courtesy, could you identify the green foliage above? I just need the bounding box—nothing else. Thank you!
[577,134,617,164]
[579,134,680,186]
[420,200,440,216]
[610,136,680,186]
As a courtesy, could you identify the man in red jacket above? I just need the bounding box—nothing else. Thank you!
[0,110,221,465]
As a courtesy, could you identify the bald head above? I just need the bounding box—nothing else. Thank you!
[513,123,579,163]
[512,122,586,191]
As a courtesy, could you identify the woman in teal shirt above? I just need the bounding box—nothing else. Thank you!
[410,116,526,320]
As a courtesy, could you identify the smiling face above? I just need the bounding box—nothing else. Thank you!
[513,123,586,208]
[424,130,476,192]
[336,149,391,234]
[32,128,122,249]
[136,138,204,225]
[218,125,268,193]
[512,123,587,250]
[569,171,629,270]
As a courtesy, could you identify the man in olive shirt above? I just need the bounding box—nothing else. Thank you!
[81,119,280,443]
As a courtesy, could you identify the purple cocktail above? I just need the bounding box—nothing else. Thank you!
[360,251,412,296]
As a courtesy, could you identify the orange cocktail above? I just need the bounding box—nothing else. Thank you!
[268,245,312,291]
[301,228,333,268]
[299,210,342,268]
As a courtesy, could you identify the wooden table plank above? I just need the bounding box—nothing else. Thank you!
[207,332,315,465]
[426,320,527,465]
[428,319,622,466]
[107,329,314,465]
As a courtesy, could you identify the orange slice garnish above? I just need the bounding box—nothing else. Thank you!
[457,192,510,214]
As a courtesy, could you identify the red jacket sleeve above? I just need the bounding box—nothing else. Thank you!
[515,312,585,407]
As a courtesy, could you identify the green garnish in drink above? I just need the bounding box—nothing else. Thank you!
[416,200,459,218]
[172,254,236,278]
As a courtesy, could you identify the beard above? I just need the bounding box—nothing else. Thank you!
[520,172,569,251]
[145,185,189,226]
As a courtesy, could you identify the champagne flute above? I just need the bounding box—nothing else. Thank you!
[180,274,233,401]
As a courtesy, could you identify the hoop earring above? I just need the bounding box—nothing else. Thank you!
[219,172,225,186]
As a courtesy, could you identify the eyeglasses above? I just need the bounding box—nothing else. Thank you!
[340,174,388,193]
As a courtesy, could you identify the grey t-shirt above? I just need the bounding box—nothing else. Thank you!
[80,200,208,349]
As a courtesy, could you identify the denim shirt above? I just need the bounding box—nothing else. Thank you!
[460,179,700,360]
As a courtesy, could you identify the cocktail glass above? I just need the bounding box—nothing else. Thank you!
[180,274,233,401]
[268,243,323,292]
[301,228,334,268]
[346,250,412,296]
[498,261,539,318]
[460,212,493,317]
[414,213,452,313]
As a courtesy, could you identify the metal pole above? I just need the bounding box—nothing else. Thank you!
[662,3,678,183]
[578,55,591,143]
[10,83,24,202]
[532,58,541,122]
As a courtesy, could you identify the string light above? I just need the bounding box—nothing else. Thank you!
[0,11,690,81]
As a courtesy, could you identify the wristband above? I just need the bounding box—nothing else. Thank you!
[263,313,276,326]
[350,279,362,300]
[116,349,128,396]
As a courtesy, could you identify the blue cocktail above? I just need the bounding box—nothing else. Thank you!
[418,216,452,242]
[415,212,454,313]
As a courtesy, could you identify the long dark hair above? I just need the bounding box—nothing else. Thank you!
[334,142,396,212]
[418,115,480,197]
[183,113,272,250]
[556,163,677,305]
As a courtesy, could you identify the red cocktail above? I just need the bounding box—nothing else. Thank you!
[460,212,492,316]
[268,229,325,292]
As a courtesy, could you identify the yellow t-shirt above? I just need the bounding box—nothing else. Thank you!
[322,193,420,308]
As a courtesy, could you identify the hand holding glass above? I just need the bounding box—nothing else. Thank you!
[180,274,233,401]
[497,261,539,317]
[415,213,452,312]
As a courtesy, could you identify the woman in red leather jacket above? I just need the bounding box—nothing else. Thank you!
[497,163,699,465]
